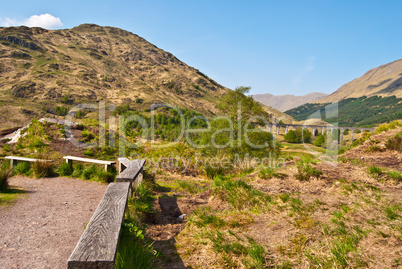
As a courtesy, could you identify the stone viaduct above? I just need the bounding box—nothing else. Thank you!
[265,123,375,142]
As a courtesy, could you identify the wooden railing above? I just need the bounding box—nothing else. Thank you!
[67,158,145,269]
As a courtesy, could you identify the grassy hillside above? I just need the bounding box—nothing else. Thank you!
[316,59,402,103]
[0,24,293,130]
[285,95,402,127]
[0,24,229,128]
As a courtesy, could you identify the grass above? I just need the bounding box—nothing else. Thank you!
[367,166,401,182]
[175,179,207,194]
[32,160,54,178]
[62,163,117,183]
[58,162,74,176]
[364,145,384,153]
[204,164,226,179]
[374,120,402,134]
[212,175,271,211]
[207,230,266,269]
[281,142,327,154]
[115,215,158,269]
[367,165,383,178]
[387,170,402,181]
[295,162,323,181]
[385,131,402,152]
[128,180,155,222]
[115,172,159,269]
[258,167,286,179]
[0,165,13,192]
[384,205,400,220]
[0,188,27,206]
[14,161,31,176]
[174,174,269,268]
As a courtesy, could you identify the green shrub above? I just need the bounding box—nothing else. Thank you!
[59,95,69,104]
[388,120,402,129]
[75,109,87,119]
[80,130,96,143]
[72,164,84,178]
[385,131,402,152]
[295,162,322,181]
[32,161,54,178]
[205,164,226,179]
[0,166,13,192]
[314,134,326,147]
[55,106,69,116]
[375,124,390,134]
[115,217,158,269]
[58,162,74,176]
[82,165,97,180]
[128,184,155,221]
[97,170,115,183]
[375,120,402,134]
[14,162,31,175]
[83,148,94,156]
[284,129,312,143]
[113,104,130,116]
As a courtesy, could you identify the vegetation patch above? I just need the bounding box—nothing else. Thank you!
[285,96,402,127]
[385,131,402,152]
[258,167,286,179]
[212,175,271,211]
[295,160,322,181]
[0,163,13,192]
[115,172,159,269]
[32,160,54,178]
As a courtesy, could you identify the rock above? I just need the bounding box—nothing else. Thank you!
[21,108,34,115]
[0,35,43,51]
[293,157,302,162]
[46,108,56,115]
[11,82,37,98]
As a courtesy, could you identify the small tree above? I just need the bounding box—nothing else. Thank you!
[314,134,326,147]
[200,86,279,160]
[301,129,312,143]
[284,130,298,143]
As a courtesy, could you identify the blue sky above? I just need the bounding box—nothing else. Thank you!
[1,0,401,95]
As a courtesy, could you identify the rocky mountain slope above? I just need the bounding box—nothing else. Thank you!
[316,59,402,103]
[0,24,293,129]
[253,92,328,112]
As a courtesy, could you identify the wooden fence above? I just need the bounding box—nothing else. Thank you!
[67,158,145,269]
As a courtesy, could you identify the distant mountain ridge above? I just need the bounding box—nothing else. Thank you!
[285,59,402,127]
[316,59,402,103]
[253,92,328,112]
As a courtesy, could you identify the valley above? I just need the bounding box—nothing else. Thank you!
[0,23,401,269]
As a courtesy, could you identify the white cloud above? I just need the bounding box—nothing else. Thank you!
[0,14,63,29]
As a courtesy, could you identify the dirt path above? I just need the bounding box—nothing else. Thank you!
[0,176,108,269]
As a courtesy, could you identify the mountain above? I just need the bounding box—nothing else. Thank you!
[285,60,402,127]
[316,59,402,103]
[0,24,293,130]
[252,92,328,112]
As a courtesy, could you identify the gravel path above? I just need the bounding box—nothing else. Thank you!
[0,176,108,269]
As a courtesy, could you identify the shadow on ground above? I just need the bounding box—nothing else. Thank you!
[146,195,188,269]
